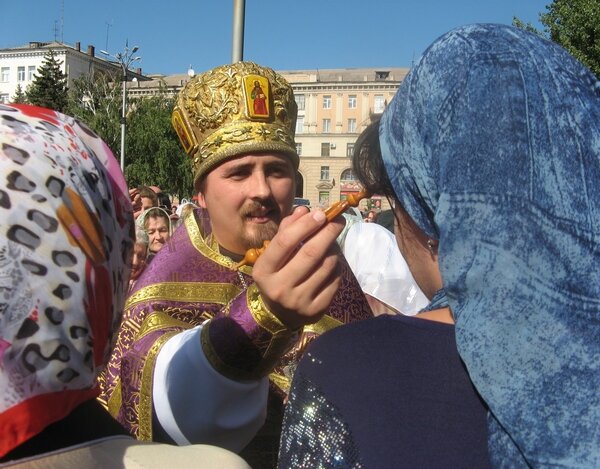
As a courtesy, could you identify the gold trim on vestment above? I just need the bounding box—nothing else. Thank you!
[106,377,122,418]
[247,283,290,335]
[125,282,242,309]
[138,330,180,441]
[136,311,195,341]
[303,314,343,335]
[269,372,291,394]
[185,208,253,276]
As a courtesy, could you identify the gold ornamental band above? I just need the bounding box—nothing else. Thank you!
[125,282,241,309]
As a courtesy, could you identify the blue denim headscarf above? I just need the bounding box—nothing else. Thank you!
[380,24,600,467]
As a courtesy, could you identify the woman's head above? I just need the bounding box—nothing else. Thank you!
[0,104,133,452]
[353,116,442,299]
[140,207,171,253]
[130,241,148,281]
[364,210,378,223]
[373,24,600,464]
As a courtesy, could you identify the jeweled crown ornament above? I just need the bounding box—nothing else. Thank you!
[172,61,299,188]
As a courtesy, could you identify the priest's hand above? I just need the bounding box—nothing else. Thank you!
[251,207,345,330]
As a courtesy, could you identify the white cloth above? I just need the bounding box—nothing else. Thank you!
[153,325,269,452]
[0,435,251,468]
[342,222,428,315]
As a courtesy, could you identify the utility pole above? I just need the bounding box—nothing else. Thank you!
[100,42,141,172]
[232,0,245,63]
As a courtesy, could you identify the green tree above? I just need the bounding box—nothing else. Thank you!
[11,84,27,104]
[26,50,68,112]
[67,75,193,197]
[125,92,193,199]
[515,0,600,78]
[540,0,600,78]
[511,17,543,36]
[67,71,122,152]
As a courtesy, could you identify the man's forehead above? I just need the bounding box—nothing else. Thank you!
[217,152,293,170]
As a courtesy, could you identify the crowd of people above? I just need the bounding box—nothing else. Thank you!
[0,23,598,468]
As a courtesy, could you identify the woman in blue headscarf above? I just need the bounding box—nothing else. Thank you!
[279,24,600,468]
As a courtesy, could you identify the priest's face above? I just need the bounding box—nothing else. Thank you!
[197,153,296,256]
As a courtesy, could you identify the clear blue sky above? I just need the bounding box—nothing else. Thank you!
[2,0,549,75]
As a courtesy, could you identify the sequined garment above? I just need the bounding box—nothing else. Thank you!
[278,369,362,469]
[98,207,372,442]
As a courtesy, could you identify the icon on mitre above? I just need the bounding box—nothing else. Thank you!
[243,75,270,120]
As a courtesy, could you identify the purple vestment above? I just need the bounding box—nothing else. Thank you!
[98,208,372,441]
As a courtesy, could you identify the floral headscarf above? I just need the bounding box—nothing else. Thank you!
[0,104,133,456]
[380,24,600,466]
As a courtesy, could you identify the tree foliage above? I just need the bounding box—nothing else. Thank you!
[125,92,193,199]
[540,0,600,78]
[11,84,27,104]
[514,0,600,78]
[67,71,122,152]
[26,50,68,112]
[511,17,543,36]
[68,75,193,198]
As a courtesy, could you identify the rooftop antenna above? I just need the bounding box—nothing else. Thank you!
[105,21,113,52]
[60,0,64,43]
[53,20,60,42]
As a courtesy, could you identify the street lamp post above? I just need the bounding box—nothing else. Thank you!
[100,42,141,172]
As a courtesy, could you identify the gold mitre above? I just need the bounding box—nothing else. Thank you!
[172,61,299,188]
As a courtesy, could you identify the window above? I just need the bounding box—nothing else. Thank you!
[375,71,390,80]
[323,95,331,109]
[319,191,330,207]
[346,143,355,157]
[295,116,304,134]
[374,95,385,114]
[295,94,305,111]
[320,166,330,180]
[321,143,330,157]
[0,94,9,104]
[17,66,25,82]
[28,65,36,80]
[295,143,302,156]
[1,68,9,83]
[341,169,357,181]
[347,118,356,133]
[348,95,357,108]
[322,118,331,133]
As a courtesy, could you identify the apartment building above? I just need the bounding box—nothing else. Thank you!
[0,41,146,104]
[283,68,408,210]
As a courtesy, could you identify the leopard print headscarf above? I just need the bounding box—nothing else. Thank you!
[0,104,133,456]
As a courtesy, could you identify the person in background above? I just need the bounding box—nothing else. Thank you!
[129,230,149,293]
[139,186,158,212]
[363,209,378,223]
[171,201,197,230]
[156,191,172,212]
[136,207,172,257]
[129,186,158,220]
[99,62,372,468]
[279,23,600,467]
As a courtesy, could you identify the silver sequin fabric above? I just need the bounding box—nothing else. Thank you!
[278,372,362,468]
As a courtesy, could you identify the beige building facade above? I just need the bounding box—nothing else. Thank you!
[282,68,408,211]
